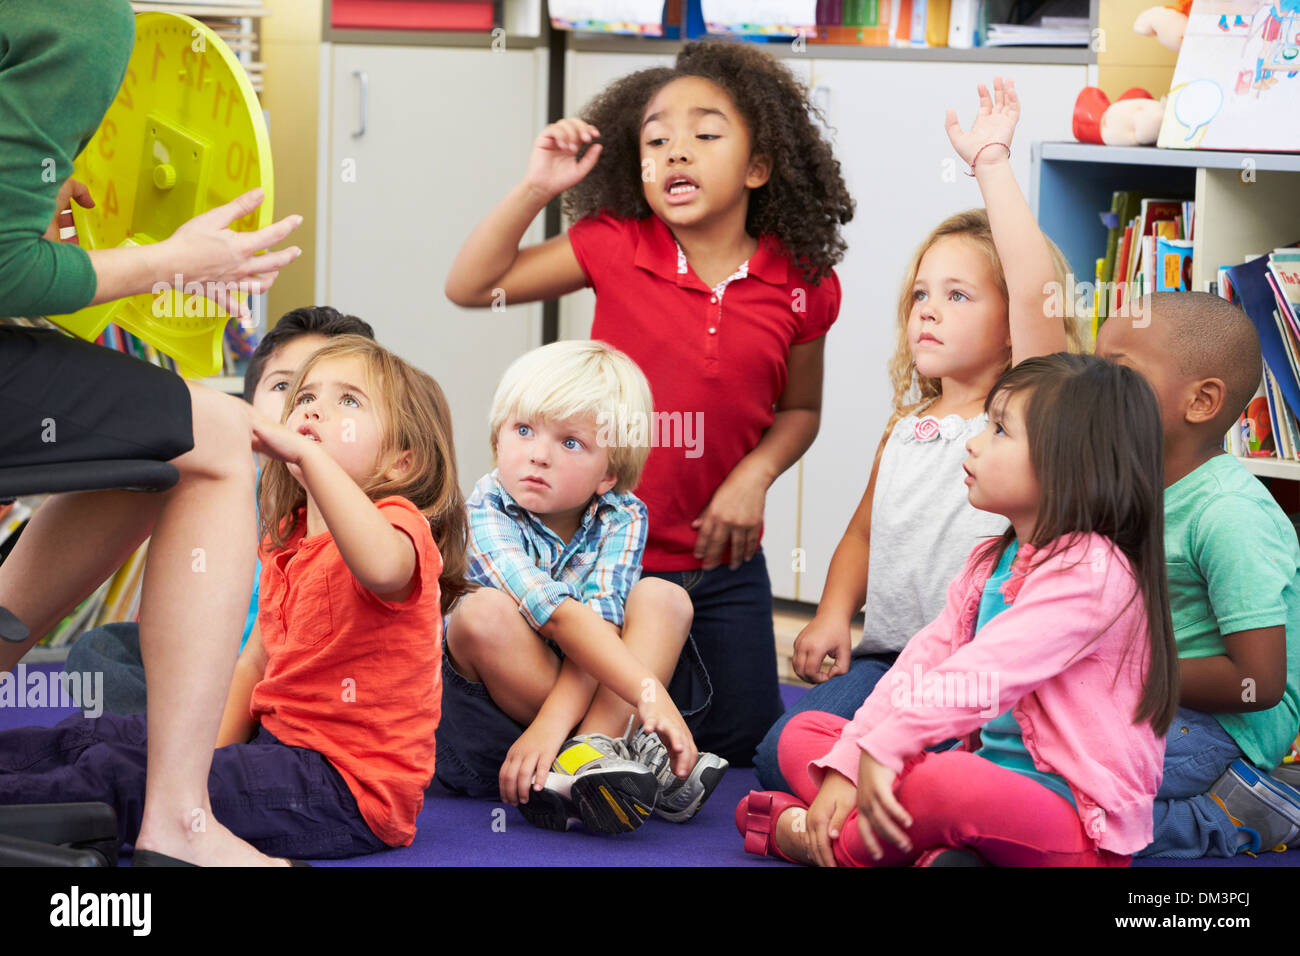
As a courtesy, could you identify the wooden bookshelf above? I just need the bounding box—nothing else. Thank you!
[1031,141,1300,485]
[1239,456,1300,482]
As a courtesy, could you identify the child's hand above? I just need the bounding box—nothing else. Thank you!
[944,76,1019,170]
[499,715,569,806]
[249,412,316,482]
[792,616,853,684]
[805,770,858,867]
[523,118,603,201]
[43,178,94,243]
[638,681,699,779]
[691,463,768,571]
[854,751,911,861]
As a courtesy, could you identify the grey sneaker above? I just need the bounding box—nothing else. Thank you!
[518,733,658,835]
[1209,758,1300,853]
[625,728,729,823]
[1273,761,1300,789]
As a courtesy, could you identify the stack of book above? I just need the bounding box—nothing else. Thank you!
[1092,191,1195,341]
[1221,247,1300,463]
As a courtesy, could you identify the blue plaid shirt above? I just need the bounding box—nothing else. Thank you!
[465,470,648,630]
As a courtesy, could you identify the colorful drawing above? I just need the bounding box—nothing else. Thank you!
[1158,0,1300,149]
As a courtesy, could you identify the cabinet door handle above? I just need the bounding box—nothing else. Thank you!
[352,70,368,138]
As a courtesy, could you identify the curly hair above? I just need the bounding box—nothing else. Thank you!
[561,39,854,283]
[883,209,1085,432]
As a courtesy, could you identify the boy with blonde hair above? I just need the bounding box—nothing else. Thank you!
[435,340,726,833]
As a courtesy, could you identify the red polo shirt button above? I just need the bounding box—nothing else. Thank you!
[707,327,716,334]
[710,295,716,303]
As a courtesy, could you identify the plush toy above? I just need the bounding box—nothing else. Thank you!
[1133,0,1194,52]
[1072,86,1166,146]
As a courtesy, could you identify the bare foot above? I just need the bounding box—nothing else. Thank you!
[775,807,816,866]
[135,818,292,866]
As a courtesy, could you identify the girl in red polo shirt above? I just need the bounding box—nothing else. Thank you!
[0,335,466,864]
[448,40,852,766]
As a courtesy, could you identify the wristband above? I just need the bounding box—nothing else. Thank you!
[965,142,1011,176]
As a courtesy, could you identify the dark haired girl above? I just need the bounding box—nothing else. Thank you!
[738,353,1179,866]
[446,39,853,766]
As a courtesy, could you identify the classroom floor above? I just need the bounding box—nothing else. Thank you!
[2,662,1298,867]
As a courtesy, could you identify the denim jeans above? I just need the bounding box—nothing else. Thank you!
[1137,707,1243,858]
[753,651,899,791]
[64,623,148,716]
[642,547,782,767]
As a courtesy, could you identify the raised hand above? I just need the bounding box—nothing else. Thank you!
[944,76,1019,170]
[522,117,603,199]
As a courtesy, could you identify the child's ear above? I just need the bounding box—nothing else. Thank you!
[384,449,415,482]
[596,469,618,496]
[1185,377,1226,426]
[746,153,772,189]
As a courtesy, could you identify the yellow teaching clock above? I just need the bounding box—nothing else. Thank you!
[50,12,274,377]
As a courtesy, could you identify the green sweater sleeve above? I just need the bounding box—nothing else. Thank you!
[0,0,135,318]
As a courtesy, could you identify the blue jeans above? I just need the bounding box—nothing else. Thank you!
[64,623,148,716]
[1138,707,1243,858]
[0,712,387,860]
[754,652,899,791]
[642,548,782,767]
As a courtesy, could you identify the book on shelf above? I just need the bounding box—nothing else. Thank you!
[1218,248,1300,465]
[1094,190,1195,339]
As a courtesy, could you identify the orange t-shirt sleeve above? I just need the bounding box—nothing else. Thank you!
[351,498,443,613]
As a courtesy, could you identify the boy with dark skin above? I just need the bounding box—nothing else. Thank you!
[1096,291,1300,857]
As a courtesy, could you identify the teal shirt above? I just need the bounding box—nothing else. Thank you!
[0,0,135,317]
[973,541,1077,807]
[1165,454,1300,768]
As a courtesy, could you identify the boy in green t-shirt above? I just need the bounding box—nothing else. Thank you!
[1097,291,1300,857]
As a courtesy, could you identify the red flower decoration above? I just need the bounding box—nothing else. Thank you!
[913,416,941,442]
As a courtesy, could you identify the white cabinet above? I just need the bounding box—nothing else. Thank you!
[559,51,1084,600]
[319,43,549,491]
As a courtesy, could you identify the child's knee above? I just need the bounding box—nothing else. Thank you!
[627,578,692,631]
[447,588,526,661]
[180,383,256,481]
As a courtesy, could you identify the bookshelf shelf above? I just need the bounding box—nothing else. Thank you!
[1038,142,1300,174]
[1032,141,1300,485]
[568,34,1092,64]
[1032,141,1300,291]
[1239,457,1300,482]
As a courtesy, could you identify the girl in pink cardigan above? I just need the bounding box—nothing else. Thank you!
[737,353,1180,866]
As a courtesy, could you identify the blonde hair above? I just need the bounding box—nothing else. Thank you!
[884,208,1083,432]
[259,334,469,615]
[488,340,653,493]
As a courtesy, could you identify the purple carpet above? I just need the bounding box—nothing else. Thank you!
[2,664,1296,866]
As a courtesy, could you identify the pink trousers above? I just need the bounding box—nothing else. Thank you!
[777,710,1130,867]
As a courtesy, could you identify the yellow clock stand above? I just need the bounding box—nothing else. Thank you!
[49,12,274,378]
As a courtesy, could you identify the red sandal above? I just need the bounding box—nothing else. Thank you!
[735,790,808,863]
